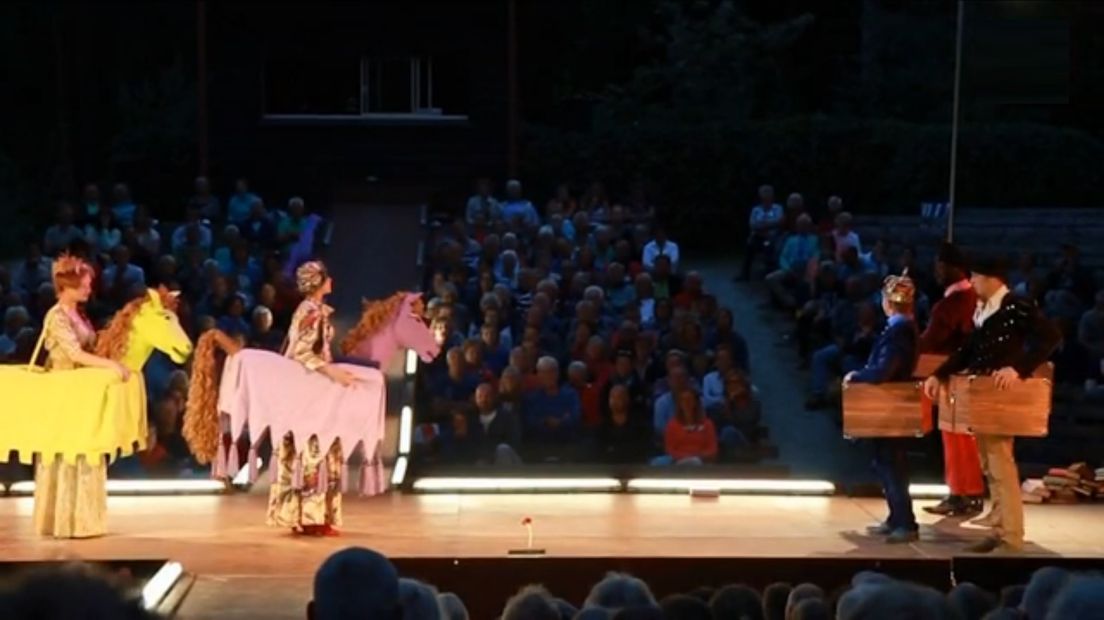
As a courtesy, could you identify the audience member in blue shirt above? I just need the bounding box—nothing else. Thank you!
[241,200,276,247]
[653,365,693,438]
[172,204,214,254]
[110,183,137,228]
[216,294,252,339]
[500,180,540,229]
[523,356,581,442]
[428,347,481,418]
[227,178,261,226]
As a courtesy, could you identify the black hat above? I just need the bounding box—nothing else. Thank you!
[970,253,1009,281]
[937,242,968,270]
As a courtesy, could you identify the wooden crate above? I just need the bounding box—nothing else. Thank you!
[913,354,947,379]
[842,381,932,438]
[938,364,1054,437]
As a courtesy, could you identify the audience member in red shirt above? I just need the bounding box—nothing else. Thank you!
[568,360,603,429]
[673,271,705,310]
[660,390,718,465]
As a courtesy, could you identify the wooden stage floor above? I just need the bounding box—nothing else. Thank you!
[2,493,1102,619]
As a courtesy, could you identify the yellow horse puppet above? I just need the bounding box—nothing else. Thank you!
[0,287,193,467]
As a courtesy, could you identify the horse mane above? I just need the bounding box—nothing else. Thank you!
[340,291,409,355]
[93,287,179,361]
[183,329,243,465]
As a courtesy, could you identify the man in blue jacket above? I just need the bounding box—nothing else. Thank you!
[844,271,920,543]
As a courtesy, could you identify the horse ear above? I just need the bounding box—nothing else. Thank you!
[147,288,162,308]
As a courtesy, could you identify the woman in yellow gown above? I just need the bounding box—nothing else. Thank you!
[34,256,130,538]
[265,260,360,536]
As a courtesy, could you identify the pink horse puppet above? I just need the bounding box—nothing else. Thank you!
[182,329,389,495]
[340,291,440,368]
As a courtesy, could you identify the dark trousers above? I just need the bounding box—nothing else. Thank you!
[871,439,917,531]
[742,235,775,280]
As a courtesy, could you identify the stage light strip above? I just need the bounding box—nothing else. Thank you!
[405,349,418,376]
[8,480,226,496]
[413,477,623,492]
[391,456,408,486]
[909,483,950,498]
[626,479,836,495]
[399,406,413,454]
[142,561,184,610]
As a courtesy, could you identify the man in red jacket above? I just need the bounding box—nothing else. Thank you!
[920,243,985,517]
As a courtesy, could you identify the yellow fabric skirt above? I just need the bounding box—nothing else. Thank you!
[33,455,107,539]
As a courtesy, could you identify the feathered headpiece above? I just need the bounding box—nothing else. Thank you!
[882,269,915,305]
[52,253,90,279]
[295,260,328,294]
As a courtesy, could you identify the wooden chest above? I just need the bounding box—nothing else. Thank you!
[938,363,1054,437]
[842,381,932,439]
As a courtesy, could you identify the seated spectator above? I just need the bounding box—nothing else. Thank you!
[110,182,137,228]
[568,360,603,430]
[190,175,221,221]
[453,382,523,466]
[651,255,682,302]
[601,348,646,417]
[597,384,652,463]
[862,239,890,278]
[673,272,705,311]
[0,305,30,361]
[13,242,52,300]
[249,306,285,352]
[523,356,581,445]
[817,195,844,235]
[242,198,277,248]
[438,592,468,620]
[216,294,251,339]
[429,347,481,419]
[465,177,501,226]
[641,225,680,273]
[83,208,122,255]
[227,177,261,226]
[831,212,861,262]
[702,346,736,412]
[502,585,561,620]
[78,183,102,225]
[1078,291,1104,380]
[652,364,694,437]
[277,196,310,254]
[604,263,635,315]
[133,208,162,258]
[712,371,762,452]
[708,308,750,374]
[172,203,214,255]
[585,572,659,611]
[213,225,243,272]
[479,320,511,374]
[308,547,400,620]
[743,184,785,281]
[1048,243,1097,306]
[765,214,819,310]
[581,180,610,215]
[43,202,84,257]
[837,246,871,281]
[100,245,145,305]
[806,299,878,410]
[654,390,717,466]
[501,179,540,229]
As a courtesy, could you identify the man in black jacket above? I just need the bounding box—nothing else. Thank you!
[923,254,1061,554]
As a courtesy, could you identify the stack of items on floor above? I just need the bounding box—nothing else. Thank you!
[1021,462,1104,503]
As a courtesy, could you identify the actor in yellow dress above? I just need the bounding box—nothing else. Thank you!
[266,260,360,536]
[34,256,130,539]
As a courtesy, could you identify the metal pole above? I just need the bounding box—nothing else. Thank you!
[946,0,964,243]
[197,0,209,177]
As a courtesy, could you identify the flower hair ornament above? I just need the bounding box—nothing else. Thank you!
[882,269,916,305]
[295,260,328,295]
[52,253,90,279]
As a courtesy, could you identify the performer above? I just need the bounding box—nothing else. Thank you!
[920,243,985,517]
[35,255,130,538]
[844,272,919,544]
[924,254,1060,553]
[267,260,360,536]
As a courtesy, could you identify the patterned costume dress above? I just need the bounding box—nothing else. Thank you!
[265,298,344,529]
[33,304,107,538]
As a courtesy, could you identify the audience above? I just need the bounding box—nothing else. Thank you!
[416,178,761,467]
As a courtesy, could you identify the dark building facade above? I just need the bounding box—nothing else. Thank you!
[206,1,512,206]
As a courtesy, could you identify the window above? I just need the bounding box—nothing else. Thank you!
[265,54,467,120]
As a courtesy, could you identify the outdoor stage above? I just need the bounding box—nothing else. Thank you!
[2,492,1104,619]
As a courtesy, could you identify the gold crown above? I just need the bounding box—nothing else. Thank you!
[882,269,916,305]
